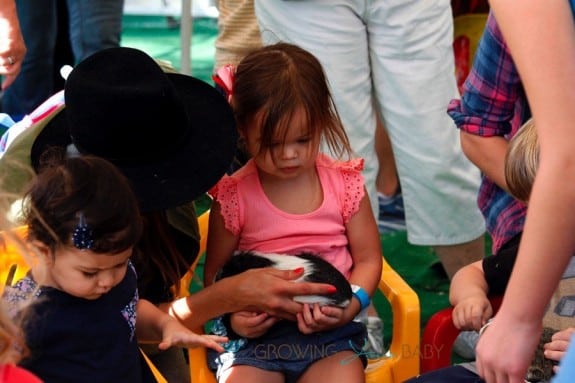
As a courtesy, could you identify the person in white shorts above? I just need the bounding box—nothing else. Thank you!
[254,0,485,279]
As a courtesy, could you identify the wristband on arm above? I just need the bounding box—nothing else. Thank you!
[350,284,370,311]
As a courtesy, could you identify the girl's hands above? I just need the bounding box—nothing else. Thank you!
[452,296,493,331]
[296,303,347,334]
[230,311,280,338]
[157,318,228,353]
[544,327,575,373]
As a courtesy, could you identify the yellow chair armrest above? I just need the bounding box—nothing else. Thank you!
[366,258,420,383]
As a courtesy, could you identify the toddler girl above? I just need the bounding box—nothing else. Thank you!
[204,42,383,383]
[2,155,226,383]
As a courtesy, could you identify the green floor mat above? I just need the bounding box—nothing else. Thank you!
[122,15,217,83]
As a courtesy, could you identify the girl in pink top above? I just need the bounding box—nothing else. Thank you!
[205,42,382,383]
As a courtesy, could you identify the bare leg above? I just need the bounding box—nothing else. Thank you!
[219,365,284,383]
[432,235,485,279]
[374,112,406,233]
[298,351,365,383]
[374,114,399,197]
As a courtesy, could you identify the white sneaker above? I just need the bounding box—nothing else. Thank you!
[453,330,479,360]
[362,316,385,358]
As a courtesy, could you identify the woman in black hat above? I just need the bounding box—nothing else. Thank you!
[0,47,336,382]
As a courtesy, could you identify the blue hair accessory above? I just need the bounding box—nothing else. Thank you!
[72,213,94,250]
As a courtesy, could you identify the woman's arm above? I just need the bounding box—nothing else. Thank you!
[476,1,575,382]
[169,267,337,329]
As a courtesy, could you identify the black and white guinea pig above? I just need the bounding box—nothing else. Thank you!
[216,250,352,308]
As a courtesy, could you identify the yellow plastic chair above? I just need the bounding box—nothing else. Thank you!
[0,226,31,296]
[184,210,421,383]
[1,209,420,383]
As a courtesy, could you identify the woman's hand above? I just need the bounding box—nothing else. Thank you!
[230,311,280,338]
[0,0,26,89]
[228,267,337,321]
[172,267,336,330]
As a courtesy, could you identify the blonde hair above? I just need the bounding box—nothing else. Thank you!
[505,118,539,202]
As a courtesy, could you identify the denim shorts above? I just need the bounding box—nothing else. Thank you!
[208,320,367,383]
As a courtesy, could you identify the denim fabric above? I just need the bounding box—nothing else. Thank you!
[404,365,484,383]
[3,0,123,120]
[208,320,367,383]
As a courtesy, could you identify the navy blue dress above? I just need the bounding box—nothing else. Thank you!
[3,263,151,383]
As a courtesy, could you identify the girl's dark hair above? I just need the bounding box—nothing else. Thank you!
[233,42,352,159]
[133,211,195,301]
[24,153,142,254]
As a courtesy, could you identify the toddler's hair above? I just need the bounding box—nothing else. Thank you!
[232,42,352,159]
[23,154,142,254]
[505,118,539,202]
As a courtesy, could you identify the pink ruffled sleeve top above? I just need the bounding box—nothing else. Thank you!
[211,153,365,278]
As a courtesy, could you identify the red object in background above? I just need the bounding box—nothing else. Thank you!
[453,35,470,95]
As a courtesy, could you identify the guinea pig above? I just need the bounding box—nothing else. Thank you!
[216,250,352,308]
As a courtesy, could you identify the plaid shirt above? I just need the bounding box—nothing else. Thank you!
[447,12,530,255]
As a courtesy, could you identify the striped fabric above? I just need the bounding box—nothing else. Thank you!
[214,0,262,70]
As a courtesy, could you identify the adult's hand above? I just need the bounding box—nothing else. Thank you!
[227,267,337,320]
[169,266,336,329]
[476,314,541,383]
[0,0,26,89]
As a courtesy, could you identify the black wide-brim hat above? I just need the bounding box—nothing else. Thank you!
[30,47,237,212]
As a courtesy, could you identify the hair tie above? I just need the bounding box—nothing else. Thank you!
[72,213,94,250]
[212,64,235,103]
